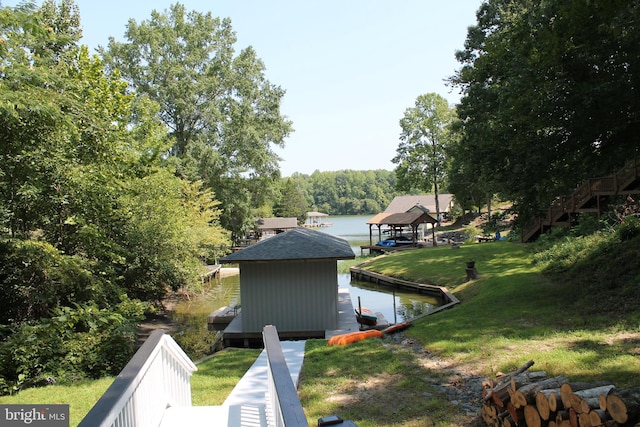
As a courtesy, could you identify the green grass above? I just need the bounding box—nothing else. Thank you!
[190,348,262,406]
[358,242,640,387]
[4,239,639,427]
[0,378,113,427]
[0,348,261,426]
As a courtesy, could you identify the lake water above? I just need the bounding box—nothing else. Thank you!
[173,215,441,329]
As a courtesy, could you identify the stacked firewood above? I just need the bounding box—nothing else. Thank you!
[481,360,640,427]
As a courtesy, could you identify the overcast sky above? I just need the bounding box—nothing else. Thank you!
[4,0,482,176]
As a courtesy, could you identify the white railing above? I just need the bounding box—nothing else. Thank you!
[263,325,309,427]
[78,330,197,427]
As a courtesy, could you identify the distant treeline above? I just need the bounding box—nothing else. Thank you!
[286,169,400,215]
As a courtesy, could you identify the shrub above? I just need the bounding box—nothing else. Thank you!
[0,300,145,395]
[616,215,640,241]
[0,239,119,325]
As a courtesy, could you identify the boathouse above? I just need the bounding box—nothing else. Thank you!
[256,217,298,240]
[366,210,437,247]
[220,227,355,344]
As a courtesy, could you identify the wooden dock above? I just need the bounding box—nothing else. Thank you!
[200,264,221,284]
[222,288,362,347]
[349,267,460,316]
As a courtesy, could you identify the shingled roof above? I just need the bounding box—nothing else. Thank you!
[384,194,453,213]
[220,227,355,262]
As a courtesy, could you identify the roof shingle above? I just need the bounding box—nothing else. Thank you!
[220,227,355,262]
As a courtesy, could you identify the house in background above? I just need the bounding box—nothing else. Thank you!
[255,217,298,240]
[384,194,454,223]
[219,227,355,345]
[363,194,454,248]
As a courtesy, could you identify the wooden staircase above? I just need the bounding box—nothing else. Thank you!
[522,158,640,242]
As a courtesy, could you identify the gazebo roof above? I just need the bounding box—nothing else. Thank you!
[306,211,329,217]
[367,211,437,226]
[220,227,355,263]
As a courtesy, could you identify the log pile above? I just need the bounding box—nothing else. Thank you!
[480,360,640,427]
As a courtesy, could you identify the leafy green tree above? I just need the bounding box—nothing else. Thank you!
[393,93,456,224]
[450,0,640,222]
[273,178,308,224]
[100,3,293,237]
[1,1,230,303]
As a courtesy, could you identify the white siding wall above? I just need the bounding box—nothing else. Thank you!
[240,260,338,332]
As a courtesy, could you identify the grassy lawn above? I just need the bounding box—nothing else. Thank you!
[298,241,640,426]
[0,378,114,427]
[358,243,639,385]
[3,240,638,426]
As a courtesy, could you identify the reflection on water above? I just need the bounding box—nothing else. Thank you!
[173,271,442,332]
[173,273,240,320]
[338,273,441,323]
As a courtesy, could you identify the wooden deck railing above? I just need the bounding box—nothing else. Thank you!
[263,325,309,427]
[78,330,197,427]
[523,158,640,242]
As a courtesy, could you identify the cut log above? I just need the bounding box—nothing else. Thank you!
[537,390,552,420]
[606,392,640,425]
[524,404,542,427]
[485,360,535,403]
[588,409,610,426]
[578,397,602,415]
[561,383,610,410]
[575,386,616,400]
[569,408,579,427]
[511,371,548,391]
[512,389,530,408]
[578,412,592,427]
[520,376,571,398]
[549,391,560,412]
[506,402,521,425]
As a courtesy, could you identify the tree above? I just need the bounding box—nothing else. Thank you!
[0,1,230,304]
[450,0,640,222]
[392,93,456,224]
[273,178,308,224]
[100,3,293,237]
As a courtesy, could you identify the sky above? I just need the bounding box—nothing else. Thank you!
[5,0,483,176]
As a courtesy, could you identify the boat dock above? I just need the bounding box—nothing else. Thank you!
[349,267,460,313]
[215,288,362,347]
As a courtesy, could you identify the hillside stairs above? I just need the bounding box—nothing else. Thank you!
[523,158,640,242]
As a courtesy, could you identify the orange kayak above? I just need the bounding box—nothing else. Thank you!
[328,329,383,346]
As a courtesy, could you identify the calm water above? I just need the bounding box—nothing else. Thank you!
[174,215,441,326]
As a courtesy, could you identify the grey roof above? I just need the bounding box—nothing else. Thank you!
[220,227,355,263]
[256,217,298,230]
[384,194,454,213]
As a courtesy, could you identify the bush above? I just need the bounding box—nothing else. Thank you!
[463,224,482,243]
[0,239,109,324]
[0,300,145,395]
[571,213,603,237]
[616,215,640,241]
